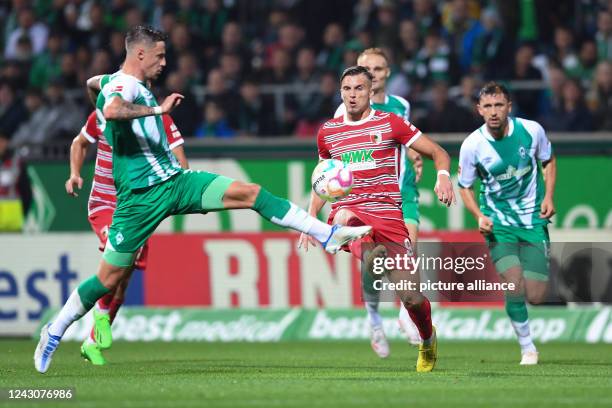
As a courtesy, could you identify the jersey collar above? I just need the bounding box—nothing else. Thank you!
[481,117,514,141]
[343,108,375,126]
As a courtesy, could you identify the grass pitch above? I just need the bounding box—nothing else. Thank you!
[1,340,611,408]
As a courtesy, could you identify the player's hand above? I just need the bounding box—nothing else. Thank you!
[65,175,83,197]
[540,196,556,219]
[434,173,455,207]
[410,151,423,183]
[478,215,493,235]
[160,93,184,114]
[298,232,318,251]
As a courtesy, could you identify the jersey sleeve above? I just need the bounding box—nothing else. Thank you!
[80,111,99,143]
[162,114,184,149]
[316,125,331,160]
[334,103,346,118]
[103,74,139,104]
[458,137,478,188]
[389,113,422,148]
[531,121,552,161]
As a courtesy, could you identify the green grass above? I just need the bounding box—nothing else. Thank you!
[1,340,611,408]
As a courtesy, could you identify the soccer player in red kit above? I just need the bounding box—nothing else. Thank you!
[299,66,455,372]
[65,110,188,365]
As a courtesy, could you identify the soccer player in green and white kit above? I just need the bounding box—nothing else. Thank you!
[458,82,557,365]
[34,26,371,373]
[335,48,422,357]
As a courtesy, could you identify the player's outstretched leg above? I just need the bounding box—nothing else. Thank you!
[221,181,372,252]
[361,267,389,358]
[34,262,128,373]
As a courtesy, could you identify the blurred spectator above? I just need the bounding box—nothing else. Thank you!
[219,21,251,66]
[410,0,441,37]
[164,72,200,136]
[397,19,421,75]
[441,0,483,73]
[4,7,49,59]
[205,68,238,120]
[11,83,83,147]
[550,26,580,74]
[28,32,63,89]
[540,65,568,116]
[13,34,34,63]
[292,47,321,107]
[195,100,235,138]
[452,75,481,124]
[510,44,543,119]
[471,7,512,80]
[88,49,113,78]
[418,81,477,132]
[596,10,612,61]
[542,78,594,131]
[83,2,112,50]
[1,60,28,90]
[294,71,339,137]
[236,79,276,136]
[266,22,304,64]
[109,31,126,69]
[59,52,78,87]
[166,23,192,73]
[372,1,399,50]
[350,0,375,36]
[317,23,345,73]
[177,52,203,88]
[0,132,32,231]
[176,0,200,29]
[0,81,28,137]
[261,48,293,84]
[409,28,459,95]
[566,39,598,86]
[219,52,243,92]
[586,61,612,130]
[198,0,230,47]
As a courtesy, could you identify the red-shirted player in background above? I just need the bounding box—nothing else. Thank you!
[299,66,455,372]
[64,110,188,365]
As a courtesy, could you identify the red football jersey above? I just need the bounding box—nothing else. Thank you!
[317,110,421,219]
[81,111,184,216]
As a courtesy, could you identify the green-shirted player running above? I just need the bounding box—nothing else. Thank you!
[458,82,557,366]
[34,25,372,374]
[335,48,423,357]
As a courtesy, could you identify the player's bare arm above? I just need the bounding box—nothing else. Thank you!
[410,134,455,206]
[171,145,189,169]
[540,155,557,219]
[298,190,327,250]
[65,133,90,197]
[86,75,104,105]
[408,148,423,182]
[459,187,493,234]
[103,93,184,121]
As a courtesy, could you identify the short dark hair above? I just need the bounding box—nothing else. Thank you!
[340,65,373,84]
[478,81,511,102]
[125,25,167,51]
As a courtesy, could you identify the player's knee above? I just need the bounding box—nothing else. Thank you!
[98,265,130,291]
[333,209,354,225]
[526,290,545,305]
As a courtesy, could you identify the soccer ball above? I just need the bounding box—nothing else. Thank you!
[311,159,353,202]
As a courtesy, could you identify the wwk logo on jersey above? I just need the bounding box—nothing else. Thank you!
[340,149,376,171]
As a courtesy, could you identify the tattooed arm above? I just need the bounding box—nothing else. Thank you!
[103,93,184,121]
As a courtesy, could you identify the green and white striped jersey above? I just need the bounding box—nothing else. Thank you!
[458,117,553,228]
[96,72,181,197]
[335,94,418,203]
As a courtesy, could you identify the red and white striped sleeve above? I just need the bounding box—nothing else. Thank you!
[389,113,422,148]
[81,111,100,144]
[162,114,184,150]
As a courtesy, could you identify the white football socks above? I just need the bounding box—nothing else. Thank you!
[511,319,537,353]
[48,289,86,338]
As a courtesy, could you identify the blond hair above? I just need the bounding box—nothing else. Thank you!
[358,48,389,64]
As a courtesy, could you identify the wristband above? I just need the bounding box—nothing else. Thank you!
[153,106,163,115]
[437,170,450,178]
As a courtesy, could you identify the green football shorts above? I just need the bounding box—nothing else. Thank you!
[485,224,550,282]
[401,186,420,225]
[103,170,234,267]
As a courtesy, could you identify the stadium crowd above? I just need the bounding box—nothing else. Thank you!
[0,0,611,145]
